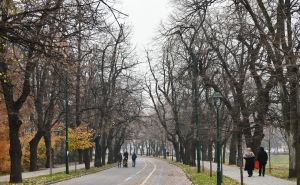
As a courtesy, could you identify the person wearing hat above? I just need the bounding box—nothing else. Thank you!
[256,147,268,176]
[244,147,255,177]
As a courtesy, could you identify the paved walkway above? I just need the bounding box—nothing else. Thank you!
[202,161,296,185]
[1,160,296,185]
[0,162,93,182]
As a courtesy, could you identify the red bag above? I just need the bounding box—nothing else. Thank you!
[255,160,260,169]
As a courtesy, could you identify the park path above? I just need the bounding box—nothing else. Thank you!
[202,161,296,185]
[0,162,92,182]
[52,158,191,185]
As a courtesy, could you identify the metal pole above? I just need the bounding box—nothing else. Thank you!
[50,130,52,176]
[216,107,221,185]
[197,117,200,173]
[221,146,223,182]
[65,72,69,174]
[269,126,271,174]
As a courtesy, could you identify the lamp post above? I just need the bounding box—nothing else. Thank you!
[65,72,69,174]
[213,91,222,185]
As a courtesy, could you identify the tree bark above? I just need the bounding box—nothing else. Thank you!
[229,131,237,165]
[101,133,107,166]
[222,141,226,164]
[287,136,296,177]
[78,150,83,164]
[44,131,51,168]
[107,145,114,164]
[94,137,102,167]
[83,149,90,170]
[29,131,44,171]
[8,115,23,183]
[172,141,180,162]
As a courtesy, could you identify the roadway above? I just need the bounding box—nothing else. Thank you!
[53,157,192,185]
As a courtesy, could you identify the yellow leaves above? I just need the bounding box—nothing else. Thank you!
[20,133,45,168]
[0,139,10,172]
[20,131,62,169]
[0,115,10,172]
[69,123,95,151]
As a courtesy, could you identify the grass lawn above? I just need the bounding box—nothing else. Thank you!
[0,164,115,185]
[264,154,296,182]
[165,159,239,185]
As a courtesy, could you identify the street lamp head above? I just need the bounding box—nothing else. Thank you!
[213,91,222,108]
[53,128,60,136]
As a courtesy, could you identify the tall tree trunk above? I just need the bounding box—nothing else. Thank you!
[201,141,208,161]
[106,129,114,164]
[297,86,300,184]
[290,78,299,180]
[282,87,296,177]
[191,140,196,166]
[208,140,213,162]
[29,131,44,171]
[101,146,106,166]
[229,131,237,165]
[90,148,93,162]
[44,131,51,168]
[237,130,243,185]
[94,137,102,167]
[185,139,193,165]
[78,150,83,164]
[8,115,23,183]
[130,143,132,155]
[287,136,296,177]
[180,143,185,163]
[107,145,114,164]
[173,141,180,162]
[222,141,226,163]
[296,132,300,185]
[83,149,90,170]
[101,134,107,166]
[214,142,217,163]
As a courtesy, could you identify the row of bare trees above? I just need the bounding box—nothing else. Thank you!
[0,0,143,183]
[145,0,299,183]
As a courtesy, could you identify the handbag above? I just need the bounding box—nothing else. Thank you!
[255,160,260,169]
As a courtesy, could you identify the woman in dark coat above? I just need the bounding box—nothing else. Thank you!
[244,148,255,177]
[256,147,268,176]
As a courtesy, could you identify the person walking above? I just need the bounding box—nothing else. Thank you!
[244,147,255,177]
[256,147,268,176]
[117,153,123,168]
[132,152,137,167]
[123,151,129,167]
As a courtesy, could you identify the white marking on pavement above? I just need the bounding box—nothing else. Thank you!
[124,176,132,181]
[140,160,157,185]
[117,158,148,185]
[136,159,147,175]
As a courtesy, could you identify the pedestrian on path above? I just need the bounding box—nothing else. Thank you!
[132,152,137,167]
[256,147,268,176]
[117,153,123,168]
[243,147,255,177]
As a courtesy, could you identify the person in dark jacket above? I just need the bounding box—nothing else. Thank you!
[132,152,137,167]
[117,153,123,168]
[123,151,129,167]
[256,147,268,176]
[244,148,255,177]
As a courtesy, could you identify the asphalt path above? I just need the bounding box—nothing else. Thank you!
[53,157,192,185]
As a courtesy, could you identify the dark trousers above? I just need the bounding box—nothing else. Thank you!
[132,159,136,167]
[259,164,266,176]
[247,169,253,177]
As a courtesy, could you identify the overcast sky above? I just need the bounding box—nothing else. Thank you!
[120,0,172,55]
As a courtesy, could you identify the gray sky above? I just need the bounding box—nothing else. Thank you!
[121,0,171,55]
